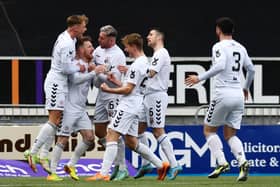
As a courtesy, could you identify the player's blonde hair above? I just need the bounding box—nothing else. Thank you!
[67,14,88,27]
[121,33,143,50]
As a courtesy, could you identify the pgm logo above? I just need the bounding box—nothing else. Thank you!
[131,131,216,168]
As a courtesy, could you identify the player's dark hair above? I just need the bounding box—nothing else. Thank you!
[216,17,234,35]
[149,27,165,40]
[76,35,92,49]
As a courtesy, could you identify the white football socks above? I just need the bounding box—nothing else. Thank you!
[138,133,150,166]
[68,140,90,166]
[100,142,118,176]
[135,142,162,168]
[228,136,246,166]
[30,122,56,155]
[158,134,177,168]
[50,142,64,173]
[207,133,227,165]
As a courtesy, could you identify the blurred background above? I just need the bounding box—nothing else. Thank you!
[1,0,280,57]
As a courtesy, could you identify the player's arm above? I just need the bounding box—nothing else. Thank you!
[243,53,255,100]
[101,82,135,95]
[94,73,122,88]
[185,47,226,86]
[101,64,139,94]
[147,56,162,78]
[70,65,106,84]
[61,46,85,74]
[147,69,157,78]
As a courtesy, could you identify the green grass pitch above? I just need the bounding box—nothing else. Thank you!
[0,176,279,187]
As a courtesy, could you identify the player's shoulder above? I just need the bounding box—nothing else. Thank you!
[232,40,248,52]
[112,45,126,56]
[155,48,170,57]
[93,46,103,54]
[135,55,149,66]
[212,41,223,50]
[56,31,74,48]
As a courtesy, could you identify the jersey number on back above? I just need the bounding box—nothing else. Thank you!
[232,52,241,71]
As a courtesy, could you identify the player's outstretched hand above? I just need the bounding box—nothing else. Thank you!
[185,75,199,87]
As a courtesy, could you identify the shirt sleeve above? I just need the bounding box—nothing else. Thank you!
[243,52,255,90]
[125,63,139,85]
[93,73,119,88]
[61,46,80,74]
[69,71,96,85]
[198,45,226,81]
[111,53,126,74]
[149,53,163,73]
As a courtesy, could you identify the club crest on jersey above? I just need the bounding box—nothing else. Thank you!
[151,57,159,65]
[130,70,135,79]
[215,50,221,58]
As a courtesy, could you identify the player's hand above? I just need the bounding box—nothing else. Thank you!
[243,89,249,100]
[100,82,110,92]
[107,72,115,82]
[107,72,122,87]
[88,63,96,72]
[185,75,199,87]
[77,63,86,73]
[94,65,106,74]
[117,64,128,73]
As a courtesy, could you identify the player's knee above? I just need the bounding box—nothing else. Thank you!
[57,136,69,147]
[125,137,137,150]
[84,135,95,143]
[84,139,95,150]
[152,128,164,139]
[224,134,234,141]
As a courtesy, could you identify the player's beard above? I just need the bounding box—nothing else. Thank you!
[85,53,93,62]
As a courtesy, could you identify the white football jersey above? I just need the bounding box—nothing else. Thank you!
[65,59,96,113]
[200,39,254,98]
[47,30,77,83]
[93,45,126,100]
[118,55,149,114]
[145,48,171,94]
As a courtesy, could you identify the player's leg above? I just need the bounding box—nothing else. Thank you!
[93,98,110,149]
[104,98,128,180]
[85,128,120,181]
[48,111,76,181]
[27,81,65,173]
[204,99,229,178]
[27,111,60,173]
[224,126,249,181]
[134,122,153,179]
[137,104,149,166]
[37,134,54,174]
[64,113,95,180]
[224,98,248,181]
[65,130,94,181]
[125,133,169,181]
[147,93,182,180]
[110,136,128,180]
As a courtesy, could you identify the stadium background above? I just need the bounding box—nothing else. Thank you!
[0,0,279,179]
